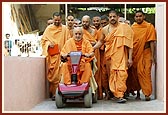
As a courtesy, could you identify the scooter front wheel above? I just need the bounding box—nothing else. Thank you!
[84,87,92,108]
[55,88,64,108]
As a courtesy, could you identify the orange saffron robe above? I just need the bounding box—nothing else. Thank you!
[61,38,94,84]
[131,21,156,96]
[65,26,73,40]
[82,28,101,93]
[104,23,133,98]
[82,29,100,69]
[41,24,67,96]
[96,27,109,99]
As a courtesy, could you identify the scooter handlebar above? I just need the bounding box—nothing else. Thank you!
[61,52,92,62]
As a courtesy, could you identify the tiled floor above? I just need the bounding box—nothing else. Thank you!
[30,94,165,113]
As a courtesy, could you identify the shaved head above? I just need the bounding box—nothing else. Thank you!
[73,27,82,33]
[82,15,91,29]
[73,27,83,41]
[92,16,101,29]
[82,15,91,22]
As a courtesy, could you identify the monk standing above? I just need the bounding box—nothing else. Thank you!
[100,15,109,27]
[131,10,156,101]
[47,18,54,25]
[92,16,109,100]
[41,12,67,100]
[82,15,101,99]
[66,14,75,39]
[93,10,134,103]
[61,27,94,84]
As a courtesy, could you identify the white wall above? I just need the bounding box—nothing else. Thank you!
[155,3,166,101]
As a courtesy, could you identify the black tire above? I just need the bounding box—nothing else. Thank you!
[92,89,98,103]
[55,88,64,108]
[84,87,92,108]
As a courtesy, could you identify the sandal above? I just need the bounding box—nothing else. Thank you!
[117,98,127,103]
[145,96,151,101]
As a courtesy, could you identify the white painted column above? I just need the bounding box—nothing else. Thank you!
[124,3,127,20]
[65,3,68,25]
[155,3,166,101]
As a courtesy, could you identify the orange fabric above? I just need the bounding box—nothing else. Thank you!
[96,28,109,99]
[131,21,156,67]
[61,38,94,84]
[97,28,105,51]
[66,26,73,40]
[75,39,82,51]
[48,44,60,56]
[82,29,97,42]
[82,28,100,68]
[109,70,128,97]
[126,67,141,93]
[41,24,67,95]
[83,28,101,97]
[131,21,156,96]
[104,23,133,98]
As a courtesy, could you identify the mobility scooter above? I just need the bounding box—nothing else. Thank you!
[55,51,97,108]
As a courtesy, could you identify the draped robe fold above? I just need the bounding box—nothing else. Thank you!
[130,21,156,96]
[61,38,94,84]
[41,24,67,96]
[104,23,133,98]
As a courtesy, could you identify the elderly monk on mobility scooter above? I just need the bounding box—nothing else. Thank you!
[55,27,98,108]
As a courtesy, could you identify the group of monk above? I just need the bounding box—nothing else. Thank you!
[41,9,156,103]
